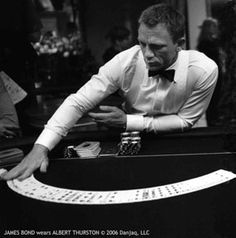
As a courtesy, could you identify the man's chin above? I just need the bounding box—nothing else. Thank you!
[148,66,161,71]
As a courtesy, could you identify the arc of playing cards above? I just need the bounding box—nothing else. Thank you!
[1,169,235,205]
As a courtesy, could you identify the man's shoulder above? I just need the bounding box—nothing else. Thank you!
[185,50,218,73]
[116,45,143,67]
[118,45,141,56]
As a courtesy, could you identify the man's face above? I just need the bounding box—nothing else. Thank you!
[138,23,180,71]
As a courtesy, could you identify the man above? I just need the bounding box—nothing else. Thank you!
[1,4,218,181]
[103,25,132,63]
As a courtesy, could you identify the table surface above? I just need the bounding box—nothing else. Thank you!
[1,129,236,237]
[0,126,236,166]
[1,126,236,149]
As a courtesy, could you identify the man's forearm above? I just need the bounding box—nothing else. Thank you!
[144,114,190,133]
[126,114,190,133]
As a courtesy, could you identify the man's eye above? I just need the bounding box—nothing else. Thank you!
[139,42,146,47]
[151,45,165,50]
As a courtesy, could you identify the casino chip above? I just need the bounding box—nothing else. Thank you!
[64,146,77,158]
[118,131,141,156]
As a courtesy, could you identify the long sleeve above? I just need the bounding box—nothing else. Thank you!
[35,54,122,150]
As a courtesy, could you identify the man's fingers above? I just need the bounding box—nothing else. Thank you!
[1,144,49,181]
[88,106,120,119]
[17,168,35,181]
[99,105,116,111]
[1,164,26,180]
[40,159,49,173]
[88,106,125,128]
[0,170,7,180]
[88,112,112,119]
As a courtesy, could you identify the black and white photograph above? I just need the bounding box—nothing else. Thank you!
[1,0,236,237]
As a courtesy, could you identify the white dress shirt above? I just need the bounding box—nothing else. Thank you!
[36,45,218,150]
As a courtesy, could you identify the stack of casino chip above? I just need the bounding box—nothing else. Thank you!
[64,145,77,158]
[118,131,141,156]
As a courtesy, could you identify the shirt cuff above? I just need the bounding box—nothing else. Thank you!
[35,128,62,151]
[126,114,144,131]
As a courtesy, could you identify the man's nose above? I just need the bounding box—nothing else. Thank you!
[144,46,154,59]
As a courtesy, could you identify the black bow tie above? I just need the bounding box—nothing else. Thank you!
[148,69,175,81]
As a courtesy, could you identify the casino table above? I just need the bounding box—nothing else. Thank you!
[1,127,236,237]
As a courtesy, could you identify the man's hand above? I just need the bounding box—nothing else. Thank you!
[1,144,49,181]
[88,105,127,128]
[0,123,20,139]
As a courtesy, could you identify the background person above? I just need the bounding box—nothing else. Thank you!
[197,18,223,126]
[0,0,42,134]
[0,73,21,139]
[103,25,132,63]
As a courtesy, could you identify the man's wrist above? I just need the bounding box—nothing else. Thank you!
[33,143,49,154]
[126,114,144,131]
[35,128,62,151]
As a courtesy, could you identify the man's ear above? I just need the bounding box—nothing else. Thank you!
[176,37,185,48]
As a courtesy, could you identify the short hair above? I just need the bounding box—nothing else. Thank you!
[138,4,185,42]
[106,26,130,43]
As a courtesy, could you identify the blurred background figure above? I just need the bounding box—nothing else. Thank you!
[217,0,236,126]
[0,0,42,134]
[103,26,132,63]
[0,71,25,165]
[0,73,21,139]
[197,17,224,126]
[197,18,220,66]
[0,0,42,91]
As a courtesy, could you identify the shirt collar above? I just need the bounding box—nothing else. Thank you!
[146,52,180,82]
[165,52,180,82]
